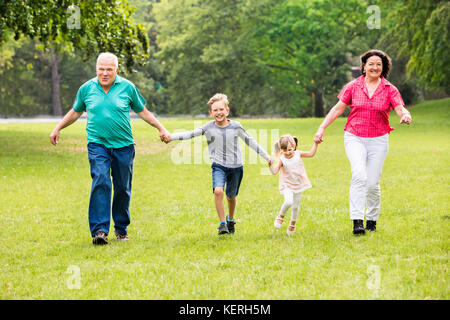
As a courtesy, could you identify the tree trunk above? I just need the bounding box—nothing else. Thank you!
[313,87,325,117]
[50,46,62,116]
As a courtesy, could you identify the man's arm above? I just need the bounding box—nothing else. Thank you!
[137,108,170,142]
[49,109,83,145]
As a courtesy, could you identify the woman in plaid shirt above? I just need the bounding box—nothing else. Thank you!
[314,49,412,235]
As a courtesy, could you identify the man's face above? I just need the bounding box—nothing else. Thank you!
[96,58,118,88]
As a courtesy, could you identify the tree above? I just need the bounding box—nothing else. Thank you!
[255,0,368,117]
[0,0,149,71]
[380,0,450,93]
[154,0,290,116]
[0,0,150,116]
[126,0,169,115]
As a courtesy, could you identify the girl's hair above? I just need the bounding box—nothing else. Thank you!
[360,49,392,78]
[274,135,298,155]
[207,93,229,108]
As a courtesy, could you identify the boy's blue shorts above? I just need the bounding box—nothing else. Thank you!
[211,162,243,199]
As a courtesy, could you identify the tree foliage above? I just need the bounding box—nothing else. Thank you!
[381,0,450,93]
[0,0,149,71]
[255,0,368,116]
[0,0,447,117]
[154,0,291,116]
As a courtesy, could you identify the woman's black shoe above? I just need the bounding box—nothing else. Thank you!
[366,220,377,232]
[352,220,366,235]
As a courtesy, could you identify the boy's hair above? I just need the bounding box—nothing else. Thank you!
[274,135,298,155]
[207,93,229,108]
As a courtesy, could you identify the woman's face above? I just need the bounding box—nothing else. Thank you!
[364,55,383,79]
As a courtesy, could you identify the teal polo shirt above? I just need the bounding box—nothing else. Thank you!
[73,75,146,149]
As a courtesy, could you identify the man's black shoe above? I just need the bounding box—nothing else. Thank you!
[352,220,366,235]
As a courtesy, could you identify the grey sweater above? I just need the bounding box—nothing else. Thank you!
[170,120,269,168]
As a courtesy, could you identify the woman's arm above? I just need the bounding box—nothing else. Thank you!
[300,142,319,158]
[393,105,412,124]
[314,100,347,144]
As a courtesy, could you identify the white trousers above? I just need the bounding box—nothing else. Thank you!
[280,189,302,221]
[344,132,389,221]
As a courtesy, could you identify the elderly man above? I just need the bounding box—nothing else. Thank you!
[50,52,169,245]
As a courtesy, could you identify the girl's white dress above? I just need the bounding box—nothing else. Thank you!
[279,150,312,194]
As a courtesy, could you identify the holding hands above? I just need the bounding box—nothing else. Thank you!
[160,130,171,144]
[314,127,325,144]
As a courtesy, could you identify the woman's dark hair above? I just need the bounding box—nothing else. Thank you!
[360,49,392,78]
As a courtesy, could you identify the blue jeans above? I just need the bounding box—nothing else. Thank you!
[87,142,135,237]
[211,163,243,199]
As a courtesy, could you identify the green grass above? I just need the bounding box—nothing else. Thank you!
[0,98,448,299]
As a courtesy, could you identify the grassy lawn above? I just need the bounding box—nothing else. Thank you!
[0,98,448,299]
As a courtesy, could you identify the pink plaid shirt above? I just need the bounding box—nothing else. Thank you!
[338,75,405,137]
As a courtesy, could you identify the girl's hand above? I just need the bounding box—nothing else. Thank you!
[314,127,325,144]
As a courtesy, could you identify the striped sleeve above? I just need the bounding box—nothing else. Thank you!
[170,124,207,141]
[237,124,269,160]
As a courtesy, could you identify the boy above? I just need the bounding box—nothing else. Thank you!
[164,93,272,234]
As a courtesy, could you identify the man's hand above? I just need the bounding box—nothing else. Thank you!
[48,109,83,146]
[49,128,60,146]
[267,156,273,166]
[160,130,171,144]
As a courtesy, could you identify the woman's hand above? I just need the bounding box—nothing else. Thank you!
[314,127,325,144]
[394,105,412,125]
[400,111,412,125]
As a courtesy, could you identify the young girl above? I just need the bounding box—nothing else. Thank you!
[269,135,318,234]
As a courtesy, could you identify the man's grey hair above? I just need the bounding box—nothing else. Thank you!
[96,52,119,69]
